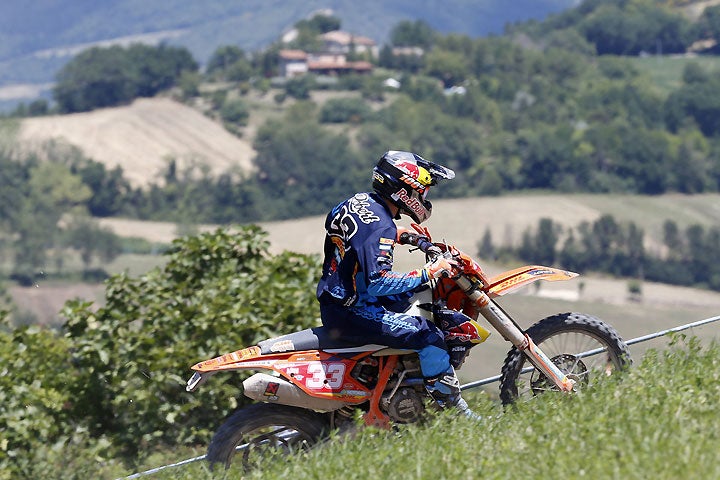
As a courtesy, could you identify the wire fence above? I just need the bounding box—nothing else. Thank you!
[117,314,720,479]
[461,314,720,391]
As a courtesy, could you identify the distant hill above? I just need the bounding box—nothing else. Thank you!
[18,97,256,187]
[0,0,578,107]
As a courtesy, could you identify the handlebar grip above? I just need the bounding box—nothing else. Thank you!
[416,237,435,254]
[400,232,440,258]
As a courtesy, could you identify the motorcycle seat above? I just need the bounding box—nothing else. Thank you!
[258,327,391,355]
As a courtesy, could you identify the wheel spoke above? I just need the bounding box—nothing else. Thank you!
[207,404,327,472]
[500,314,630,405]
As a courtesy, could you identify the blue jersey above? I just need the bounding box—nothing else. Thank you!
[316,192,428,307]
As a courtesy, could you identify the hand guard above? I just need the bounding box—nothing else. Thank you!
[424,256,460,280]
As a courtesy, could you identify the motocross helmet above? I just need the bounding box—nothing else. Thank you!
[372,150,455,223]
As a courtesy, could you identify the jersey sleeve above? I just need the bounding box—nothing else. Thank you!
[360,225,429,297]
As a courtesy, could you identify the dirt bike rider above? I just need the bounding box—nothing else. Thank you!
[317,150,479,419]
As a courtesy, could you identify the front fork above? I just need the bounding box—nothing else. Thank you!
[455,277,576,392]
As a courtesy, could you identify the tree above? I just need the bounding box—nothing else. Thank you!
[665,79,720,137]
[477,165,503,196]
[423,49,469,87]
[519,125,582,190]
[53,44,198,112]
[219,97,250,126]
[320,97,372,123]
[478,227,496,260]
[0,322,103,478]
[70,159,130,217]
[12,163,91,278]
[252,103,363,218]
[663,219,683,260]
[390,20,436,48]
[0,151,30,231]
[207,45,255,83]
[65,216,122,272]
[126,44,197,97]
[578,2,692,55]
[206,45,247,76]
[285,75,315,100]
[695,5,720,42]
[535,218,559,265]
[559,230,584,272]
[53,46,135,112]
[625,221,645,277]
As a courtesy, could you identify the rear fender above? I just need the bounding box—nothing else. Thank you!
[487,265,578,297]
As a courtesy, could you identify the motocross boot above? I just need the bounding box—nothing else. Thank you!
[425,367,482,421]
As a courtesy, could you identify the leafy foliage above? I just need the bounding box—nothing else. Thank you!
[60,226,321,458]
[319,97,372,123]
[666,68,720,136]
[0,323,111,479]
[64,216,122,270]
[0,226,321,476]
[251,103,364,217]
[390,20,437,48]
[53,44,197,113]
[505,215,720,290]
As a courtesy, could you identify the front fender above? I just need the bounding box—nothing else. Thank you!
[487,265,578,297]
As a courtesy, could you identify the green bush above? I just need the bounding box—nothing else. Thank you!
[60,226,321,459]
[220,98,250,126]
[0,324,109,479]
[0,226,322,477]
[319,97,372,124]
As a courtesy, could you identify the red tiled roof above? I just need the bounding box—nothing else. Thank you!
[321,30,376,46]
[351,61,373,70]
[308,60,373,72]
[279,49,308,60]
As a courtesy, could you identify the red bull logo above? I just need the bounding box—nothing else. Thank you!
[393,189,426,219]
[396,161,420,179]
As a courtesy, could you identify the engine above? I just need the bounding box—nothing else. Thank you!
[383,387,425,423]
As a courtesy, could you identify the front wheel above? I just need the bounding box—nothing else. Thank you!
[499,312,631,405]
[206,403,329,471]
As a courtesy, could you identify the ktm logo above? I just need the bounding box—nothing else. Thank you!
[400,174,427,193]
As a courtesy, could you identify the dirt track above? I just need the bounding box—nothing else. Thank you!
[18,97,256,187]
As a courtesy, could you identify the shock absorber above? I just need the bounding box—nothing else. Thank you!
[454,276,575,392]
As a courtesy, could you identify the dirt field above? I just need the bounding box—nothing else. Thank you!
[99,191,720,258]
[17,97,256,187]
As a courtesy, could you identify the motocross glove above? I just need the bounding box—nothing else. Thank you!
[424,257,460,280]
[396,227,429,246]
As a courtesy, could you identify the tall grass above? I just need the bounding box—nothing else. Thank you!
[118,337,719,480]
[633,55,720,98]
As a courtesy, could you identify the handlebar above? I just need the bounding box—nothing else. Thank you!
[399,232,444,260]
[400,227,489,286]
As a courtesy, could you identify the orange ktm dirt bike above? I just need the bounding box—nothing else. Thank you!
[186,227,631,470]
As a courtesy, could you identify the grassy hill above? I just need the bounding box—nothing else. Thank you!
[634,54,720,98]
[110,339,720,479]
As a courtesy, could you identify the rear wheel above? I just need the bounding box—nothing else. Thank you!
[206,403,329,471]
[499,312,631,405]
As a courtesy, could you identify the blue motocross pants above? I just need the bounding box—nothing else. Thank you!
[320,302,450,378]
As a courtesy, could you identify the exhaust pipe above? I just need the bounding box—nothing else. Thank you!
[243,373,349,412]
